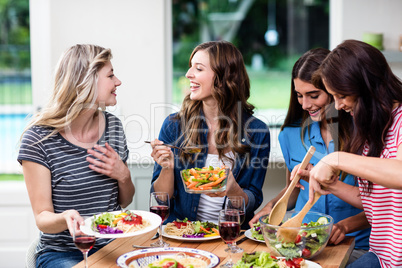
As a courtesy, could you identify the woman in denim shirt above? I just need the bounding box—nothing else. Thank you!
[250,48,370,260]
[149,41,270,228]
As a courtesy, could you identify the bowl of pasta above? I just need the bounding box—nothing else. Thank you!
[80,210,161,239]
[180,166,229,193]
[116,247,220,268]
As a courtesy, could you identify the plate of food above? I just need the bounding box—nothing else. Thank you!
[276,257,322,268]
[180,166,229,193]
[116,247,220,268]
[244,229,264,243]
[162,218,220,241]
[233,251,322,268]
[80,210,161,238]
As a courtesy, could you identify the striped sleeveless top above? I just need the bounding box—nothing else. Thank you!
[18,111,128,254]
[359,105,402,268]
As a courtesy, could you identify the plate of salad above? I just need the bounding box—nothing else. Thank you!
[180,166,229,193]
[162,218,221,241]
[233,251,322,268]
[245,229,264,243]
[80,210,161,238]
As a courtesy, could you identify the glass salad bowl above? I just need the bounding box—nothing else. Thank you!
[180,166,229,194]
[259,211,334,260]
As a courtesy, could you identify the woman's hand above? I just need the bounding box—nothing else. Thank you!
[289,163,314,190]
[62,209,83,237]
[206,171,249,208]
[87,142,130,182]
[329,222,347,245]
[249,205,272,227]
[204,171,235,197]
[308,155,339,202]
[205,171,236,197]
[310,158,339,188]
[150,139,174,169]
[328,212,370,245]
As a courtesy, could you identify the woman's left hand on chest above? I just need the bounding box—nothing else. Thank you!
[86,142,129,181]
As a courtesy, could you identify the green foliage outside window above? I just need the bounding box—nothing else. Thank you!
[0,0,30,70]
[172,0,329,110]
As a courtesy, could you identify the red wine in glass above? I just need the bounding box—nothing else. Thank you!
[73,217,96,268]
[224,196,245,254]
[150,192,170,247]
[218,209,240,267]
[219,222,240,244]
[74,236,96,251]
[150,205,170,222]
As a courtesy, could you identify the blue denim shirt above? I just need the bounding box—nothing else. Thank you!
[279,121,370,250]
[151,112,270,228]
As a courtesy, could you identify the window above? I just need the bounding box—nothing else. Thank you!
[172,0,329,128]
[0,0,31,179]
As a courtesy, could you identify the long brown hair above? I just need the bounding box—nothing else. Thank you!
[314,39,402,191]
[176,41,255,162]
[283,48,352,152]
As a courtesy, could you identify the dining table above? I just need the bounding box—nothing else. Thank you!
[73,229,355,268]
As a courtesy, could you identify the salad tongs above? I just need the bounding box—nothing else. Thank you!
[268,146,316,225]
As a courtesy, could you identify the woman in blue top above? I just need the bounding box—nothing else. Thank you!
[250,48,370,260]
[149,41,270,229]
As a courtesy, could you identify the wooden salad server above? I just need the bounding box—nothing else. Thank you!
[277,191,322,243]
[268,146,316,225]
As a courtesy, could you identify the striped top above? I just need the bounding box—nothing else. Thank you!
[18,111,128,254]
[359,105,402,268]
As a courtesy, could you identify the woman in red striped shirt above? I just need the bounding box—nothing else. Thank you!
[306,39,402,268]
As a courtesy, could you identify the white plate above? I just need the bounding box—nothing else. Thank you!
[116,247,220,268]
[278,257,322,268]
[244,229,265,243]
[161,225,221,241]
[80,210,161,239]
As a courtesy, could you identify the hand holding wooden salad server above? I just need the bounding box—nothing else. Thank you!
[268,146,316,226]
[277,191,322,243]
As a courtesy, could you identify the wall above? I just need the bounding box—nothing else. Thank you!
[330,0,402,77]
[0,182,38,267]
[30,0,173,162]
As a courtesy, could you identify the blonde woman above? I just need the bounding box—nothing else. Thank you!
[18,44,134,268]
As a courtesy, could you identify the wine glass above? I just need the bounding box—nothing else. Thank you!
[224,196,245,253]
[149,192,170,247]
[218,209,241,268]
[72,217,96,268]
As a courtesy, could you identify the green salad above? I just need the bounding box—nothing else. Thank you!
[261,216,330,259]
[251,221,264,241]
[233,252,305,268]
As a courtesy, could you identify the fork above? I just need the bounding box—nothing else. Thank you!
[151,232,159,240]
[132,232,160,249]
[132,245,156,249]
[144,141,201,154]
